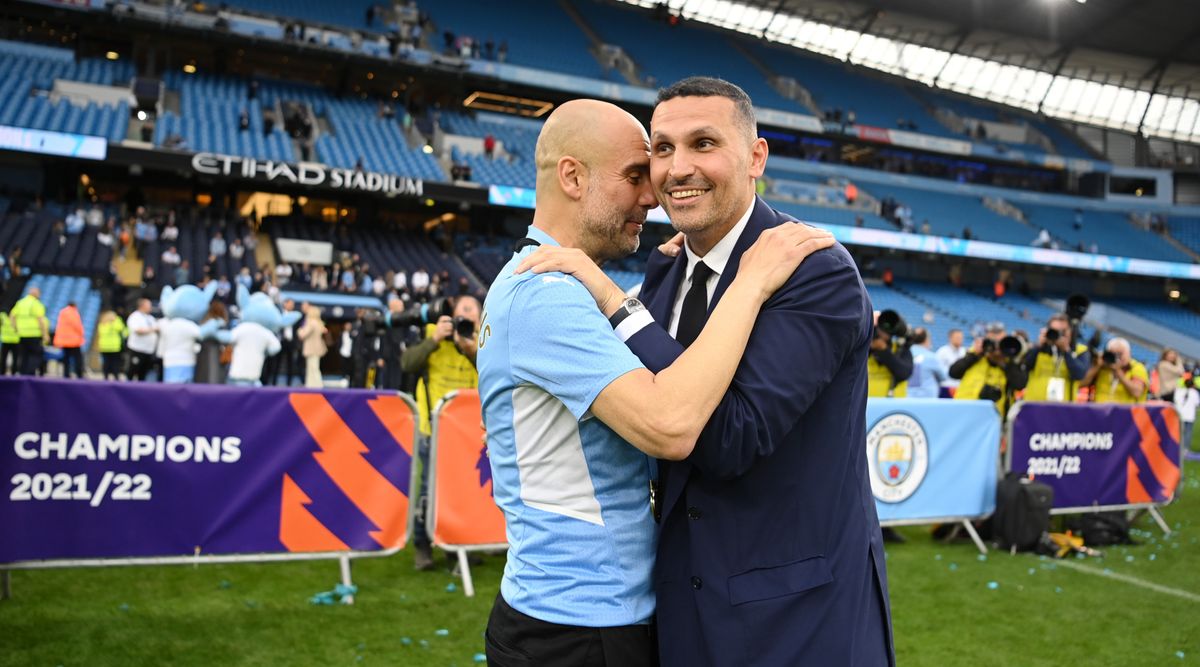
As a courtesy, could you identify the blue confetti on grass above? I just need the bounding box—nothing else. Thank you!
[400,637,412,646]
[218,580,232,590]
[948,563,958,571]
[435,629,450,637]
[977,554,987,562]
[1178,650,1186,659]
[1055,587,1063,593]
[1125,555,1135,562]
[1150,554,1157,561]
[987,581,999,590]
[446,583,458,593]
[419,639,430,649]
[117,603,130,612]
[474,654,487,663]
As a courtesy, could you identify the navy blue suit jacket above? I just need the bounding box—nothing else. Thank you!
[625,197,895,666]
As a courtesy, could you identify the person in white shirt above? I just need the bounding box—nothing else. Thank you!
[1175,377,1199,453]
[158,317,203,383]
[372,276,387,295]
[410,267,429,294]
[393,270,407,292]
[229,238,246,261]
[226,319,282,386]
[125,299,159,381]
[161,246,181,266]
[161,222,179,242]
[275,262,293,286]
[86,206,104,227]
[936,328,967,395]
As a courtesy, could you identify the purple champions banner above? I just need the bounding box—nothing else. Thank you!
[0,378,416,564]
[1008,402,1182,510]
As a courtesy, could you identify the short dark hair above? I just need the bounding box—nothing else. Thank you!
[911,328,928,345]
[656,76,756,140]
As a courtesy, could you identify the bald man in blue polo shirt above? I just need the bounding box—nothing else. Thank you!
[477,99,832,665]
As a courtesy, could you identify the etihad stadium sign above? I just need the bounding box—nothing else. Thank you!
[191,152,423,197]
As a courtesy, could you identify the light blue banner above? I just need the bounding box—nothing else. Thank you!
[866,398,999,523]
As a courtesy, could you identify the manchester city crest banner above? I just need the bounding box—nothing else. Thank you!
[0,377,417,564]
[866,399,1000,523]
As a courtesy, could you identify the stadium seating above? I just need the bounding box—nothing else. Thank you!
[315,98,443,180]
[744,41,952,137]
[0,40,132,143]
[222,0,390,33]
[23,274,102,349]
[264,217,480,293]
[155,72,295,163]
[1017,204,1191,262]
[574,0,801,111]
[423,0,615,80]
[0,207,112,276]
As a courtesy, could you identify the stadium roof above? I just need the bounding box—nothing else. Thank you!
[615,0,1200,143]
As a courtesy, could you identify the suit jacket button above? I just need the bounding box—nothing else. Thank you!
[687,506,701,520]
[691,576,702,590]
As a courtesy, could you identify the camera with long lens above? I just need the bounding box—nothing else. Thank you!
[876,310,909,346]
[1102,350,1117,365]
[392,296,455,329]
[1045,328,1060,343]
[360,309,384,337]
[982,335,1023,359]
[452,315,476,339]
[1065,293,1091,352]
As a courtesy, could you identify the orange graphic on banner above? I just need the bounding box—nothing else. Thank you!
[432,390,506,547]
[290,394,409,549]
[279,474,351,552]
[1130,406,1181,498]
[1125,457,1153,504]
[368,396,416,457]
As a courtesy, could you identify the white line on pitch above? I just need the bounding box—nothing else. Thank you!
[1054,558,1200,603]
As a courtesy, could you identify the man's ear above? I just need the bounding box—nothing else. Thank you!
[557,156,587,201]
[748,137,768,179]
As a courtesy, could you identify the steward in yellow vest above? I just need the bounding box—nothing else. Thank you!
[867,329,912,398]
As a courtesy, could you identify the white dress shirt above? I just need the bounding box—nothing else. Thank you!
[666,201,754,338]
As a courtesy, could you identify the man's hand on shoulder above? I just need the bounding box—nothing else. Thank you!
[734,223,835,303]
[515,246,626,317]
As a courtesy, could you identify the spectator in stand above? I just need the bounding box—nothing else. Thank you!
[97,222,115,248]
[86,205,104,228]
[311,265,329,290]
[210,232,227,257]
[1156,348,1186,400]
[174,260,190,287]
[393,269,407,293]
[295,263,312,286]
[236,267,253,291]
[275,262,293,287]
[65,209,85,235]
[161,246,181,268]
[483,133,496,159]
[1033,228,1051,248]
[229,238,245,261]
[359,271,374,295]
[340,266,358,292]
[243,229,258,252]
[411,266,430,295]
[298,304,327,388]
[239,110,250,132]
[161,218,179,242]
[125,298,159,381]
[53,301,85,378]
[372,274,387,296]
[96,310,127,380]
[216,275,232,301]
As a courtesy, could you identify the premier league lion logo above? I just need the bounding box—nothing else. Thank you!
[867,413,929,503]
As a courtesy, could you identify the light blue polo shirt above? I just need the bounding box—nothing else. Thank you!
[477,225,656,627]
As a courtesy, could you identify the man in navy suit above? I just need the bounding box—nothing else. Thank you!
[521,78,894,665]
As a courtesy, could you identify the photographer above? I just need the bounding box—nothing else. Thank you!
[1022,313,1090,402]
[376,297,410,391]
[399,294,481,571]
[950,323,1028,414]
[867,310,914,397]
[1082,337,1147,404]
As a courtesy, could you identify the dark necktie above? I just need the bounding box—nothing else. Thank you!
[675,261,714,348]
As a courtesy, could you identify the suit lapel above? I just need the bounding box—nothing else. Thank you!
[642,250,687,325]
[707,196,774,314]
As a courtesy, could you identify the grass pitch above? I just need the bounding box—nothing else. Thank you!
[2,465,1197,666]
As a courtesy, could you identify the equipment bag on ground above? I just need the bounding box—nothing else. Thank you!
[993,472,1054,551]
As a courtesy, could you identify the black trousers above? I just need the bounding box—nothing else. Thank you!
[61,347,83,378]
[128,350,156,381]
[17,338,42,376]
[485,594,657,667]
[0,341,15,374]
[101,352,123,379]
